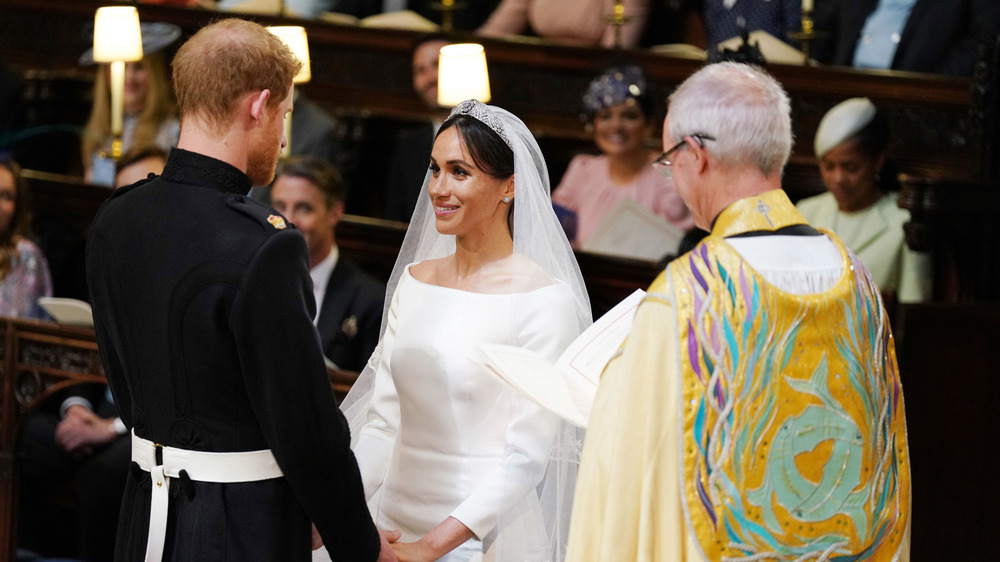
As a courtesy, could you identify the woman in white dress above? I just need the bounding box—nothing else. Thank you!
[340,100,592,561]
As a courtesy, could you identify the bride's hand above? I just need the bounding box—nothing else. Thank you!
[390,517,474,561]
[390,540,437,562]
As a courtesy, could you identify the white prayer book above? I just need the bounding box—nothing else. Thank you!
[650,43,708,60]
[318,10,440,31]
[38,297,94,327]
[582,198,685,262]
[475,289,646,428]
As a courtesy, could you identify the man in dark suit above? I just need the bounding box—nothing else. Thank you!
[85,19,396,561]
[17,385,130,561]
[382,34,451,222]
[271,156,384,372]
[813,0,1000,76]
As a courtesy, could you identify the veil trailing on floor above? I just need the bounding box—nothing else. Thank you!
[341,100,591,560]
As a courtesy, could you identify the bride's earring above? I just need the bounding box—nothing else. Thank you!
[503,196,511,203]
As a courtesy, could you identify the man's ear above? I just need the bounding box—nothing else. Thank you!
[328,200,346,226]
[689,137,708,175]
[249,90,271,125]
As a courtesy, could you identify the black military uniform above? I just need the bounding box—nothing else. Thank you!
[86,148,380,561]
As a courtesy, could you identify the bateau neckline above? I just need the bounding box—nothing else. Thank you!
[403,263,563,297]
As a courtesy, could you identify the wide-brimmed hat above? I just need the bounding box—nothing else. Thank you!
[78,22,182,65]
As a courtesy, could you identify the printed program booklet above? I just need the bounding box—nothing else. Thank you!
[475,289,646,428]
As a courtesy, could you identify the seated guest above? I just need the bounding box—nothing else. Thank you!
[478,0,651,49]
[270,157,384,371]
[796,97,931,302]
[0,156,51,319]
[114,144,167,188]
[551,65,693,249]
[382,33,451,222]
[812,0,1000,76]
[80,23,182,186]
[696,0,802,50]
[17,384,129,562]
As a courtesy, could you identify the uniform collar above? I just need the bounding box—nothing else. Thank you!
[710,189,808,238]
[161,148,253,195]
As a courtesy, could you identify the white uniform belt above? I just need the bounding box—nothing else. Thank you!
[130,430,283,561]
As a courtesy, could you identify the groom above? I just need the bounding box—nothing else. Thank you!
[86,19,396,561]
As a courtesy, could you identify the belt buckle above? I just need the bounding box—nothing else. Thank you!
[154,442,163,466]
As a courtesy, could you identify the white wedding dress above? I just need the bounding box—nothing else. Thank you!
[351,264,578,560]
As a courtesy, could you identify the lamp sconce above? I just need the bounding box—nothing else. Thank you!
[92,6,144,161]
[268,26,311,157]
[437,43,491,107]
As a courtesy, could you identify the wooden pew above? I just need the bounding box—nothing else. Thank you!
[0,317,104,562]
[892,302,1000,558]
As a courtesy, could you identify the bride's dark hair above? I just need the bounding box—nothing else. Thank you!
[436,114,514,180]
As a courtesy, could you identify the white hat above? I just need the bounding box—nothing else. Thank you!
[813,97,877,159]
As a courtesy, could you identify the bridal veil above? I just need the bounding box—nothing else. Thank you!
[341,101,592,560]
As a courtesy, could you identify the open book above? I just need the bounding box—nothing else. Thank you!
[318,10,440,31]
[582,198,685,262]
[475,289,646,428]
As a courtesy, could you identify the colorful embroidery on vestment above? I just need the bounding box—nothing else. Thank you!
[672,230,910,561]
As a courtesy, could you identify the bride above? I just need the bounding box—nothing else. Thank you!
[340,100,591,561]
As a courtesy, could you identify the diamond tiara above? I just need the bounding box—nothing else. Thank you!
[448,99,511,148]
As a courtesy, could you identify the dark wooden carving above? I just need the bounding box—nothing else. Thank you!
[898,174,1000,302]
[893,302,1000,558]
[971,24,1000,181]
[0,318,104,562]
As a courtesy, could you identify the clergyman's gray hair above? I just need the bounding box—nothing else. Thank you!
[667,62,793,178]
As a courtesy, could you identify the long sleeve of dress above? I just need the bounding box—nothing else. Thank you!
[449,288,577,540]
[477,0,531,37]
[354,288,402,501]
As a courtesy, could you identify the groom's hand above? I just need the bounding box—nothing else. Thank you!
[377,529,401,562]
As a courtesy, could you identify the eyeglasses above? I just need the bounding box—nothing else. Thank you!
[652,134,715,178]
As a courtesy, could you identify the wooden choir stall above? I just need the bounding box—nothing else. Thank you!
[1,0,1000,559]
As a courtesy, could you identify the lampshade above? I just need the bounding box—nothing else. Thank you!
[92,7,144,63]
[268,26,311,84]
[437,43,491,106]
